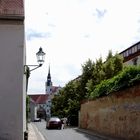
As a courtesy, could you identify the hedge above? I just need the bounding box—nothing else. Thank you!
[89,66,140,99]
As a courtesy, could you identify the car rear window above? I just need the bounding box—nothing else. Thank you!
[50,117,60,121]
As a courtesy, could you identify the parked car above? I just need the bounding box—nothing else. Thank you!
[34,118,41,122]
[46,117,62,129]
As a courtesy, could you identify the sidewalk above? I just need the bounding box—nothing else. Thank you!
[28,122,45,140]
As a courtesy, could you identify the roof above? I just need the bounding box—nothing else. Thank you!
[0,0,24,18]
[29,86,62,104]
[36,95,48,104]
[120,41,140,54]
[29,94,49,104]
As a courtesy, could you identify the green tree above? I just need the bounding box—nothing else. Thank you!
[86,51,123,98]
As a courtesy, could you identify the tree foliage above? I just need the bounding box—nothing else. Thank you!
[86,51,123,97]
[51,81,81,118]
[89,66,140,99]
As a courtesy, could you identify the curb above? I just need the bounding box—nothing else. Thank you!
[28,123,45,140]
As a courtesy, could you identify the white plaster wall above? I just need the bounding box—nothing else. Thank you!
[124,60,134,66]
[0,24,25,140]
[23,38,26,137]
[124,55,140,66]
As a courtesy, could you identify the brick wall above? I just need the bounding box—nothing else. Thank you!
[80,84,140,140]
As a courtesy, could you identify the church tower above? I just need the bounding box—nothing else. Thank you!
[46,66,52,94]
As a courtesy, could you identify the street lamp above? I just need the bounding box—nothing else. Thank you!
[24,47,46,90]
[24,47,46,73]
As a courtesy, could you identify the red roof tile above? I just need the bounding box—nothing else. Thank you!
[36,95,48,104]
[0,0,24,16]
[29,95,40,102]
[29,94,49,104]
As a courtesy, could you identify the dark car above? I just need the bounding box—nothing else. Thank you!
[34,118,41,122]
[46,117,62,129]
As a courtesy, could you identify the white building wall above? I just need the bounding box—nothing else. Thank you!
[23,40,26,138]
[124,60,134,66]
[124,55,140,66]
[137,56,140,65]
[0,23,25,140]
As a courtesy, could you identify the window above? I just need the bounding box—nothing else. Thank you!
[132,45,137,54]
[132,47,135,54]
[123,52,126,57]
[128,49,132,55]
[134,45,138,52]
[132,57,138,65]
[138,44,140,50]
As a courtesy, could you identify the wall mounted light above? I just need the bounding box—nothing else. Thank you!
[24,47,46,74]
[24,47,46,91]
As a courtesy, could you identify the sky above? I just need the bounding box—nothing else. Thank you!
[25,0,140,94]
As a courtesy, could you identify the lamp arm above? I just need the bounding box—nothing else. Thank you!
[24,64,42,74]
[29,64,42,72]
[24,64,42,92]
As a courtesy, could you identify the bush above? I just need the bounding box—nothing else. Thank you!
[89,66,140,99]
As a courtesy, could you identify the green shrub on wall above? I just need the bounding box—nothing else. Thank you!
[89,66,140,99]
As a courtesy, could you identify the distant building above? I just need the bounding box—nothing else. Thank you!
[120,41,140,66]
[29,94,49,121]
[45,66,61,118]
[29,66,61,120]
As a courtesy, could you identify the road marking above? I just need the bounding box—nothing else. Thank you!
[32,123,46,140]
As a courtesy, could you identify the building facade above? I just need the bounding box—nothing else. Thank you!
[29,94,49,120]
[0,0,26,140]
[120,41,140,66]
[45,66,52,118]
[29,67,61,120]
[45,66,62,118]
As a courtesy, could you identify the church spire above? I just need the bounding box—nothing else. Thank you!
[47,65,52,86]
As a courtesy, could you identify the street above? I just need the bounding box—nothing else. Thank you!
[33,120,105,140]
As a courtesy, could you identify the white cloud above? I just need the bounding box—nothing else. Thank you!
[25,0,140,94]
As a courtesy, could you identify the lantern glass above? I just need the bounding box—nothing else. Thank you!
[36,47,46,65]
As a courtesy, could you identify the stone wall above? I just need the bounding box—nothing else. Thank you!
[80,84,140,140]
